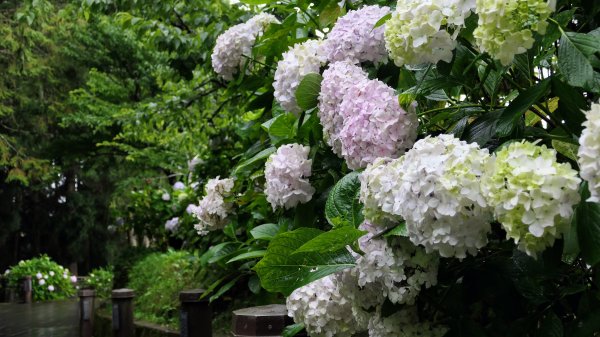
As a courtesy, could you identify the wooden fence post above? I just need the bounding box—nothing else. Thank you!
[79,289,96,337]
[179,289,212,337]
[232,304,303,337]
[112,288,135,337]
[22,276,32,303]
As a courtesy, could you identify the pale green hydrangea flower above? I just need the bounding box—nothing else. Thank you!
[578,103,600,202]
[474,0,555,65]
[482,141,581,257]
[384,0,476,67]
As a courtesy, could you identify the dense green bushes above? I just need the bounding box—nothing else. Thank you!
[84,266,114,299]
[127,250,202,328]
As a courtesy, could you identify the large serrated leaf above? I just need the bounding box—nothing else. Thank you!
[233,147,276,176]
[295,73,322,111]
[325,172,364,228]
[496,78,551,137]
[250,223,281,241]
[254,228,356,295]
[558,32,598,90]
[294,227,366,254]
[575,184,600,266]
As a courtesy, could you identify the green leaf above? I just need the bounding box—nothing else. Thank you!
[250,223,281,241]
[535,313,563,337]
[463,110,502,146]
[283,323,305,337]
[239,0,276,4]
[227,250,266,263]
[551,139,579,161]
[325,172,364,228]
[384,223,408,237]
[233,147,276,175]
[294,227,366,254]
[262,113,297,143]
[575,184,600,266]
[295,73,323,111]
[496,78,551,137]
[254,228,356,295]
[558,32,598,90]
[209,275,241,302]
[373,13,391,29]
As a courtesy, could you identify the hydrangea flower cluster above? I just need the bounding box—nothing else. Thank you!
[318,61,369,156]
[482,141,581,257]
[355,222,439,305]
[273,40,327,114]
[359,157,398,227]
[286,271,366,337]
[164,217,179,232]
[339,78,418,170]
[361,135,493,258]
[578,103,600,202]
[264,144,315,210]
[323,5,391,64]
[385,0,476,67]
[211,13,279,80]
[192,177,235,235]
[474,0,554,65]
[368,306,448,337]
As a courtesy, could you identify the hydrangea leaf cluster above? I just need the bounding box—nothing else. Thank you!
[192,177,235,235]
[286,271,366,337]
[354,222,439,305]
[368,306,448,337]
[318,61,369,156]
[385,0,476,67]
[273,40,327,114]
[339,79,418,170]
[474,0,554,65]
[578,103,600,202]
[482,141,581,257]
[211,13,279,80]
[264,144,315,210]
[361,135,493,258]
[323,5,391,64]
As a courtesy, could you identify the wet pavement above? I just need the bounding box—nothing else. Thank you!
[0,300,78,337]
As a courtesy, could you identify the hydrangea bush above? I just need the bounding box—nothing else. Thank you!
[109,0,600,335]
[6,255,76,301]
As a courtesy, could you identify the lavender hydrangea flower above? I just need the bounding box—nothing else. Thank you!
[324,5,391,64]
[318,61,369,156]
[339,79,418,170]
[164,217,180,232]
[211,13,279,80]
[273,40,328,114]
[264,144,315,210]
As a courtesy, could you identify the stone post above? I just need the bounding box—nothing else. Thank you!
[112,288,135,337]
[179,289,212,337]
[79,289,96,337]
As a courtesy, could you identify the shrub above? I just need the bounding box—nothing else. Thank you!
[84,266,114,299]
[127,250,201,328]
[6,255,76,301]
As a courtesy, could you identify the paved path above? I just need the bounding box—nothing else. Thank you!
[0,300,78,337]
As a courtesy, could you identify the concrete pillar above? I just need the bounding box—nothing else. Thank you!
[22,276,32,304]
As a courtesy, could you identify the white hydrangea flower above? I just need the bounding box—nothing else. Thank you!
[361,135,493,258]
[339,79,418,170]
[264,144,315,210]
[161,192,171,201]
[172,182,185,190]
[324,5,391,64]
[318,61,369,156]
[211,13,280,80]
[39,279,45,286]
[578,103,600,202]
[474,0,554,65]
[286,271,367,337]
[192,177,235,235]
[273,40,328,114]
[385,0,476,67]
[49,271,55,276]
[360,158,402,227]
[36,272,42,279]
[48,285,55,292]
[482,141,581,257]
[368,306,447,337]
[185,203,198,215]
[355,222,439,305]
[71,276,78,283]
